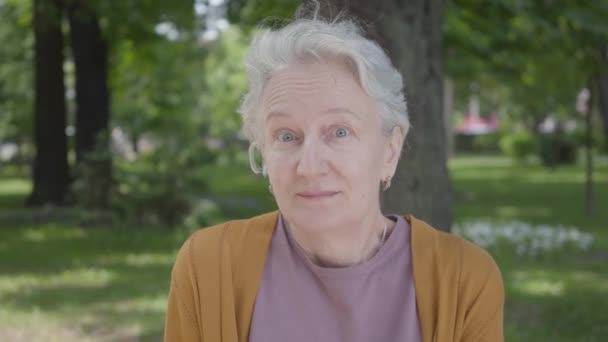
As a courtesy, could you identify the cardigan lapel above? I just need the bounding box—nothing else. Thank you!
[233,211,279,342]
[408,215,439,342]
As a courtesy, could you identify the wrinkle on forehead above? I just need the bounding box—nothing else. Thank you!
[263,70,335,113]
[262,60,363,116]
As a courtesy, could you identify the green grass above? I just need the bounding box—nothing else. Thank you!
[451,155,608,341]
[0,156,607,341]
[0,222,187,341]
[0,168,30,208]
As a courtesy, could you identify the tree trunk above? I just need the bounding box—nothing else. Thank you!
[306,0,452,230]
[584,81,594,216]
[131,130,140,154]
[598,71,608,153]
[27,0,70,206]
[444,78,454,159]
[67,0,112,208]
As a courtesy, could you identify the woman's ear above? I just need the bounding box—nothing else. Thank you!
[249,142,267,175]
[386,126,403,168]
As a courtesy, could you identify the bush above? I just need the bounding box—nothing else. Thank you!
[499,131,538,162]
[111,161,193,228]
[538,133,578,167]
[569,127,606,154]
[112,141,219,228]
[72,136,220,228]
[70,132,113,210]
[472,133,501,153]
[453,133,501,154]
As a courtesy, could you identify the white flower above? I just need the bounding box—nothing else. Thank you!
[453,220,594,257]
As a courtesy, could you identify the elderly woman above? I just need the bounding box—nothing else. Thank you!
[164,11,504,342]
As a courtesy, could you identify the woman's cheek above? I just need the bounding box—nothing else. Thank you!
[265,148,294,170]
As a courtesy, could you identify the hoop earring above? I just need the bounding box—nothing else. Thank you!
[382,176,392,191]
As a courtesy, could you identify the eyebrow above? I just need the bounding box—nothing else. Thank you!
[265,111,289,122]
[266,107,361,122]
[323,107,361,119]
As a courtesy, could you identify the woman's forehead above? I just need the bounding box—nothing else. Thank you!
[262,60,374,117]
[267,58,357,89]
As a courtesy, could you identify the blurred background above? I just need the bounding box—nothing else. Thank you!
[0,0,607,341]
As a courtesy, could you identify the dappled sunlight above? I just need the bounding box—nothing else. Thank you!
[514,278,565,297]
[568,271,608,291]
[522,171,608,184]
[0,309,90,342]
[451,155,608,186]
[0,307,143,342]
[0,267,116,297]
[0,178,30,208]
[453,165,608,185]
[124,252,174,267]
[0,178,30,196]
[494,206,553,220]
[94,252,175,268]
[0,263,170,341]
[510,269,608,296]
[103,294,168,315]
[49,268,115,288]
[21,226,87,243]
[449,155,515,169]
[451,168,513,181]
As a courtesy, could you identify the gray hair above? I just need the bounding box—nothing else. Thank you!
[239,9,410,174]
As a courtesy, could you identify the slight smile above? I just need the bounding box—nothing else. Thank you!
[296,191,340,200]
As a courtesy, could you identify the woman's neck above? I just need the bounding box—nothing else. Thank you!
[286,213,396,267]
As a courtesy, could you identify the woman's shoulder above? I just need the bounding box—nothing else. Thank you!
[409,215,502,283]
[408,217,504,339]
[172,211,279,274]
[191,210,278,245]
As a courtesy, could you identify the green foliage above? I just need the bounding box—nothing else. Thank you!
[91,0,195,44]
[569,126,605,151]
[0,0,33,144]
[111,140,218,228]
[499,131,538,162]
[227,0,297,29]
[69,131,221,228]
[538,133,578,167]
[111,36,208,142]
[446,0,608,141]
[454,133,501,154]
[107,25,258,228]
[202,27,248,138]
[472,133,501,153]
[112,160,192,228]
[70,131,113,209]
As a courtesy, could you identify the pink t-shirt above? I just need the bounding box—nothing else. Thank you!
[248,214,422,342]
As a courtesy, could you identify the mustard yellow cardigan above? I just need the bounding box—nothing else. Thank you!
[164,211,504,342]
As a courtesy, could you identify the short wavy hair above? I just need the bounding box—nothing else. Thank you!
[239,8,410,174]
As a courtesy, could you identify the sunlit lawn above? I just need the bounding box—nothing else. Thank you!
[450,155,608,341]
[0,166,184,341]
[0,155,607,341]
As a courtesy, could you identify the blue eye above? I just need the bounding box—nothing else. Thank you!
[278,131,296,142]
[335,127,350,138]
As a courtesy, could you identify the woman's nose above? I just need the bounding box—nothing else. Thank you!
[295,138,328,177]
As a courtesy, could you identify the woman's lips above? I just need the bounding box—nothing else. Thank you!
[296,191,339,199]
